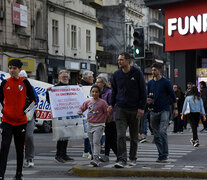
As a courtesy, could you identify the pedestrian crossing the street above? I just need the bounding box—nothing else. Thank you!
[4,142,196,179]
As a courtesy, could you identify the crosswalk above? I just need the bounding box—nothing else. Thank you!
[4,142,195,179]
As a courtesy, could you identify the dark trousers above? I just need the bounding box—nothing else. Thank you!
[105,121,117,156]
[84,138,92,154]
[56,140,68,158]
[116,107,139,162]
[188,113,200,140]
[0,122,27,178]
[173,112,183,132]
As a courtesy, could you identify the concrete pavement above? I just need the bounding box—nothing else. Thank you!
[71,125,207,179]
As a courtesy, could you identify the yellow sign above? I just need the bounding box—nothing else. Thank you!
[196,68,207,77]
[8,57,35,72]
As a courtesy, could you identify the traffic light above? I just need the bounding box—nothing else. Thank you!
[133,27,145,59]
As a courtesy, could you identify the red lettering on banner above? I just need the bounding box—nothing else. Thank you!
[36,110,52,120]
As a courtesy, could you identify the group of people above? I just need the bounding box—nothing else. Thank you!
[1,52,207,179]
[77,53,177,167]
[172,81,207,147]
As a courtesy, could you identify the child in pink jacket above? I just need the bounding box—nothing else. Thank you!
[78,85,108,167]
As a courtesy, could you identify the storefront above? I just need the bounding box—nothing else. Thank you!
[145,0,207,91]
[4,54,47,82]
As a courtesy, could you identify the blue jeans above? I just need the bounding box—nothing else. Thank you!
[150,111,170,160]
[139,112,148,135]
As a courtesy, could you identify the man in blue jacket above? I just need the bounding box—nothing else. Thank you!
[108,52,147,168]
[148,63,178,163]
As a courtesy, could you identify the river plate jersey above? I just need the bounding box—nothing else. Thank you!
[0,77,35,126]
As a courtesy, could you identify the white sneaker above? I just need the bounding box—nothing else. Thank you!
[24,159,34,168]
[82,152,91,159]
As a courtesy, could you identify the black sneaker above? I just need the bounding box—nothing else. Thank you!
[99,155,109,162]
[0,177,4,180]
[114,161,126,168]
[55,156,66,163]
[90,160,100,167]
[139,138,147,143]
[194,140,199,147]
[63,155,74,161]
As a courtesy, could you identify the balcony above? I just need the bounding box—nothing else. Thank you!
[149,18,163,29]
[96,42,104,51]
[149,37,163,47]
[89,0,103,7]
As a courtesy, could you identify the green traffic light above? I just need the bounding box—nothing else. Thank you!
[135,49,140,54]
[133,48,140,55]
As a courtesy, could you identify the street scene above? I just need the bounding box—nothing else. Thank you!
[3,125,207,180]
[1,0,207,179]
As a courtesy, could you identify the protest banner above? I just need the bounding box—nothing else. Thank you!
[49,85,92,140]
[48,85,85,118]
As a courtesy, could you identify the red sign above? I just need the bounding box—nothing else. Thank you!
[36,110,52,120]
[165,0,207,51]
[13,2,27,27]
[13,3,20,25]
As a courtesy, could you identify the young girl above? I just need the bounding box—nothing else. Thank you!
[181,86,206,147]
[78,85,108,167]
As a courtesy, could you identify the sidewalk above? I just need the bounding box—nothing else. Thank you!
[71,124,207,179]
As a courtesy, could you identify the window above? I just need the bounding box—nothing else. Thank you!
[52,19,58,45]
[86,29,91,52]
[36,11,42,38]
[71,25,77,49]
[78,27,81,49]
[67,24,70,47]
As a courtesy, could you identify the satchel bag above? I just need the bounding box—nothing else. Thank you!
[184,101,190,115]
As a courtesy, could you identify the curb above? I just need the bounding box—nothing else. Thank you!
[72,165,207,179]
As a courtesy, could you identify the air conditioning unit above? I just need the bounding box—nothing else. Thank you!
[0,10,4,19]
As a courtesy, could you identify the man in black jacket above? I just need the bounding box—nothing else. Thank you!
[108,52,147,168]
[46,70,74,163]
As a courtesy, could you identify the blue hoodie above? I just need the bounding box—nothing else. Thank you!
[147,77,176,112]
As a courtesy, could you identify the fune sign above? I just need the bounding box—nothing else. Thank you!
[165,0,207,51]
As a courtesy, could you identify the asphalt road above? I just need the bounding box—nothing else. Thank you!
[1,123,207,179]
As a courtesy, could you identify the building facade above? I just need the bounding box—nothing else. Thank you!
[138,0,166,80]
[144,0,207,91]
[0,0,48,81]
[95,0,144,76]
[47,0,97,84]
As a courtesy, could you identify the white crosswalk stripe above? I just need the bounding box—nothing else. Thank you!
[5,142,195,179]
